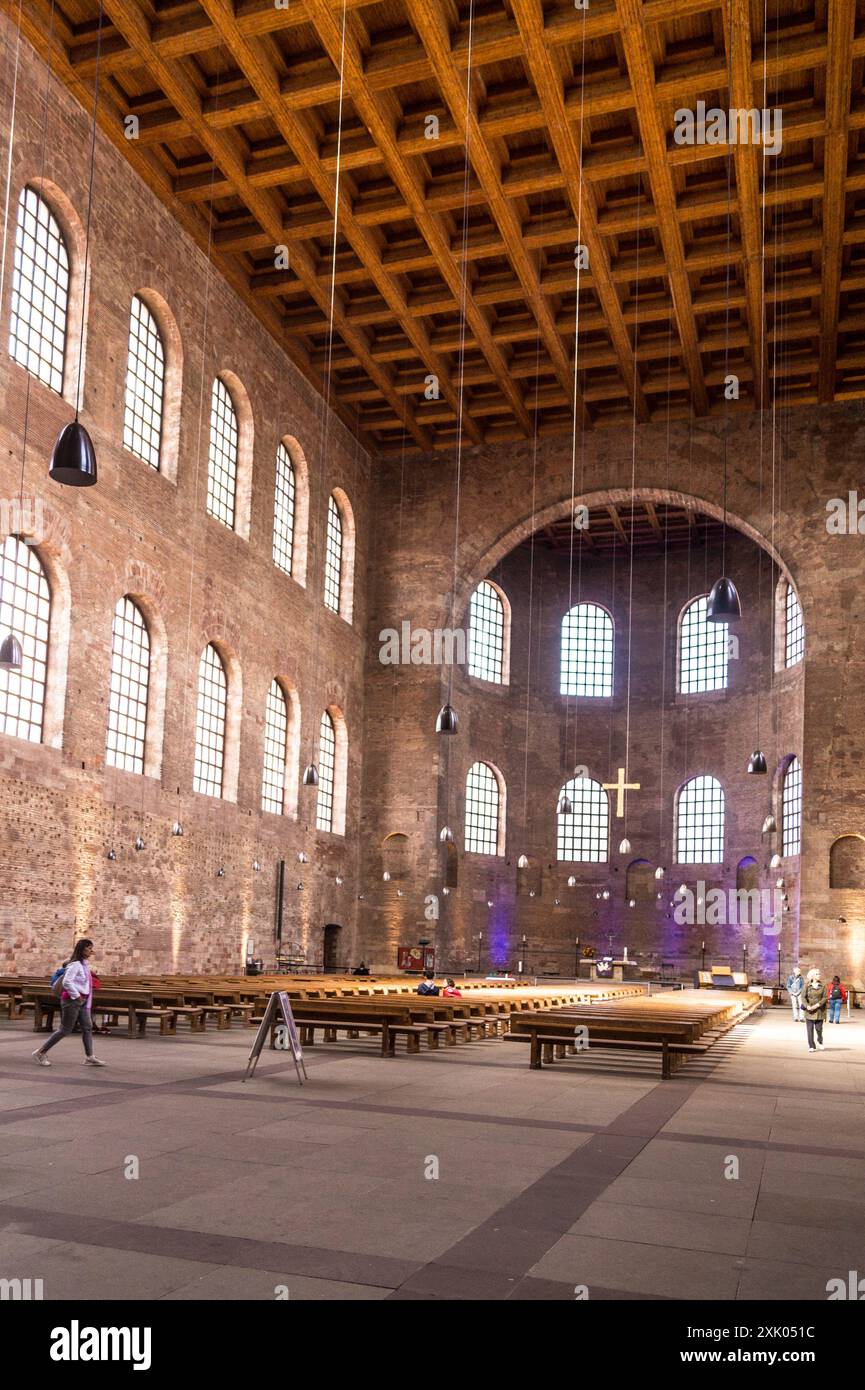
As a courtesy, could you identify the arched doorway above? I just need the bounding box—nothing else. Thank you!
[323,923,342,973]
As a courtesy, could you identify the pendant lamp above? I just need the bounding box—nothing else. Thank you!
[557,792,574,816]
[439,826,454,843]
[618,837,632,855]
[567,876,576,887]
[706,576,741,623]
[770,852,782,870]
[654,866,665,880]
[747,751,768,774]
[49,421,97,487]
[0,633,22,671]
[171,821,183,837]
[762,815,777,834]
[517,854,529,869]
[302,764,318,787]
[134,835,145,852]
[435,702,458,734]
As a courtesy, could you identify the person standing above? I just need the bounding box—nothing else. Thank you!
[802,968,827,1052]
[786,965,805,1021]
[827,975,847,1024]
[32,939,106,1067]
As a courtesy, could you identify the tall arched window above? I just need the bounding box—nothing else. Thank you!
[0,537,50,742]
[123,296,165,469]
[323,495,343,613]
[468,581,508,684]
[782,756,802,857]
[272,442,296,576]
[465,761,504,855]
[561,603,613,697]
[193,644,227,797]
[676,775,725,863]
[9,187,69,394]
[207,378,239,529]
[679,596,727,693]
[262,679,288,815]
[556,776,609,862]
[105,596,150,774]
[785,584,805,667]
[316,710,336,832]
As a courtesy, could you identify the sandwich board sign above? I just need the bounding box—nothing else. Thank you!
[243,991,308,1086]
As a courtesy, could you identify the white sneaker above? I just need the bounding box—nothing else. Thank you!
[32,1049,50,1066]
[808,1047,816,1052]
[83,1056,106,1067]
[816,1042,825,1050]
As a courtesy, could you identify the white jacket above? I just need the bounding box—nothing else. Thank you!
[62,960,93,1005]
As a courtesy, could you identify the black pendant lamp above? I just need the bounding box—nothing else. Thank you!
[302,764,318,787]
[557,792,574,816]
[706,575,741,623]
[747,750,768,774]
[0,633,23,671]
[435,702,458,734]
[49,421,97,487]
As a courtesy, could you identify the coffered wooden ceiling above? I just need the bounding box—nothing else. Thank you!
[7,0,865,455]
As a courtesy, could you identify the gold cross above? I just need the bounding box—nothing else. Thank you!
[603,767,641,818]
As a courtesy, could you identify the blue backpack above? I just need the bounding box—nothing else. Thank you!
[50,964,67,996]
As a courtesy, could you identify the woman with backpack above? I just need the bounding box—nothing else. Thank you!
[827,975,847,1024]
[32,938,106,1067]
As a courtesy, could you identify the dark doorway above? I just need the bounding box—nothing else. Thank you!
[323,923,342,973]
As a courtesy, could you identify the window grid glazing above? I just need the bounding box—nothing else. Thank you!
[9,187,69,395]
[556,777,609,862]
[105,597,150,774]
[464,761,501,854]
[123,296,165,469]
[676,775,725,863]
[272,444,296,576]
[561,603,613,697]
[261,680,288,815]
[323,495,342,613]
[679,596,728,693]
[468,581,505,683]
[0,537,50,743]
[782,757,802,857]
[206,378,238,529]
[785,584,805,667]
[316,711,335,831]
[193,644,227,798]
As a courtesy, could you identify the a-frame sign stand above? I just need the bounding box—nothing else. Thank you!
[243,991,308,1086]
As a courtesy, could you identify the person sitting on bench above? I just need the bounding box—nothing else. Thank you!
[417,970,440,996]
[352,961,370,976]
[442,977,461,997]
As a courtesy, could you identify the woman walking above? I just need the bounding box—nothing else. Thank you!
[802,968,828,1053]
[33,939,106,1067]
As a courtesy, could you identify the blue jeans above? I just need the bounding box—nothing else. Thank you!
[828,998,842,1023]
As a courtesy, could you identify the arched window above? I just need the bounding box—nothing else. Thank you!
[323,495,343,614]
[679,596,727,693]
[123,296,165,468]
[561,603,613,697]
[676,775,725,863]
[464,761,504,855]
[262,679,288,815]
[9,186,69,394]
[0,537,50,742]
[785,584,804,667]
[272,442,296,575]
[556,776,609,862]
[193,644,227,797]
[316,710,336,832]
[782,756,802,857]
[206,378,239,529]
[468,581,508,684]
[105,596,150,774]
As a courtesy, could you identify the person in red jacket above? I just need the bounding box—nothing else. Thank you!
[827,975,847,1024]
[442,978,462,998]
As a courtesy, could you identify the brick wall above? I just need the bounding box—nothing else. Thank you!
[0,17,370,976]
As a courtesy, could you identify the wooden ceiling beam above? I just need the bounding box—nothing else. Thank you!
[405,0,591,432]
[615,0,709,415]
[818,0,856,402]
[511,0,649,425]
[99,0,430,452]
[304,0,531,439]
[193,0,454,449]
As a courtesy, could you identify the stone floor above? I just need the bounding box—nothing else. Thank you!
[0,1005,863,1300]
